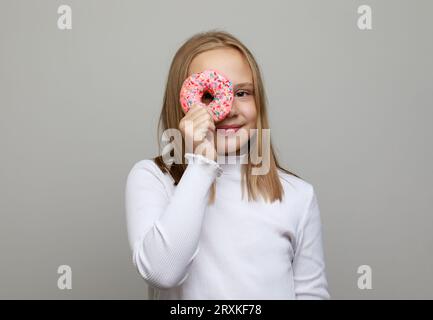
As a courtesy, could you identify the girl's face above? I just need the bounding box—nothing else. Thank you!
[187,48,257,155]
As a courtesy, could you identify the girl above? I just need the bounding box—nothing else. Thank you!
[125,30,330,300]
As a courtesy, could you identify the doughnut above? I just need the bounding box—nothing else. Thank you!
[179,69,234,121]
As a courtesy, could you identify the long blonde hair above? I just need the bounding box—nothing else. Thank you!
[154,30,301,203]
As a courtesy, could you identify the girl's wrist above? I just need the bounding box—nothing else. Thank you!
[199,149,216,162]
[184,153,222,177]
[193,141,216,162]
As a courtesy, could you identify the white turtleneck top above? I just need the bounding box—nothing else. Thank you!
[125,152,330,300]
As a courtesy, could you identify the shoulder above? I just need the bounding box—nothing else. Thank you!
[127,159,163,179]
[129,158,161,174]
[277,168,315,202]
[277,168,318,225]
[125,158,174,192]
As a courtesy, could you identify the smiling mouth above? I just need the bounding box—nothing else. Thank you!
[216,126,242,135]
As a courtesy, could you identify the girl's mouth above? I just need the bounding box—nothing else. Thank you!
[216,126,242,135]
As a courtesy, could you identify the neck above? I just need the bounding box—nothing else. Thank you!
[217,152,248,175]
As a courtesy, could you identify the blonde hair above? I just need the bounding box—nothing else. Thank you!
[154,30,301,203]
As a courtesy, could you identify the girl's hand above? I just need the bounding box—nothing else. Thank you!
[179,104,216,161]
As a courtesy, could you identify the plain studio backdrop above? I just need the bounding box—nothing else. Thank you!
[1,0,432,299]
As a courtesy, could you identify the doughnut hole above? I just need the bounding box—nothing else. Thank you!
[201,90,214,105]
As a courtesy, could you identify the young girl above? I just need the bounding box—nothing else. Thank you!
[125,30,330,300]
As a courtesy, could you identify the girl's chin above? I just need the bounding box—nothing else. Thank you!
[215,142,248,155]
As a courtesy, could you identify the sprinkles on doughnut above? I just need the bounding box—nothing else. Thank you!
[179,69,234,121]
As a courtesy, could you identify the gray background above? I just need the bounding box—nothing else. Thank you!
[1,0,432,299]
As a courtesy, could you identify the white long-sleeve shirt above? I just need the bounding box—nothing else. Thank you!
[125,152,330,299]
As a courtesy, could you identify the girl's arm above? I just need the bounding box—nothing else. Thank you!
[125,153,221,289]
[293,188,331,299]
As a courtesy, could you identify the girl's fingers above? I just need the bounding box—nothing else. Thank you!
[181,107,204,129]
[194,126,208,142]
[195,114,215,131]
[186,106,207,123]
[181,104,215,143]
[188,103,206,116]
[193,117,214,141]
[189,111,213,128]
[188,104,215,123]
[183,104,202,120]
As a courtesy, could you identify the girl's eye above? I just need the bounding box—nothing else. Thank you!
[235,90,251,98]
[201,91,214,105]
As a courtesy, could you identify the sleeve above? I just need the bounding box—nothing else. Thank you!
[125,153,222,289]
[292,188,331,299]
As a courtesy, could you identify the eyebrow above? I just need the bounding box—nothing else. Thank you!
[233,82,254,90]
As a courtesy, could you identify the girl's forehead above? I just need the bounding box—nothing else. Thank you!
[188,48,253,85]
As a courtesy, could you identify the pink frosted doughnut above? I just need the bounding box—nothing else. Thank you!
[179,69,234,121]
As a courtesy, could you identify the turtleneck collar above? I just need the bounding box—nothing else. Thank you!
[216,152,248,175]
